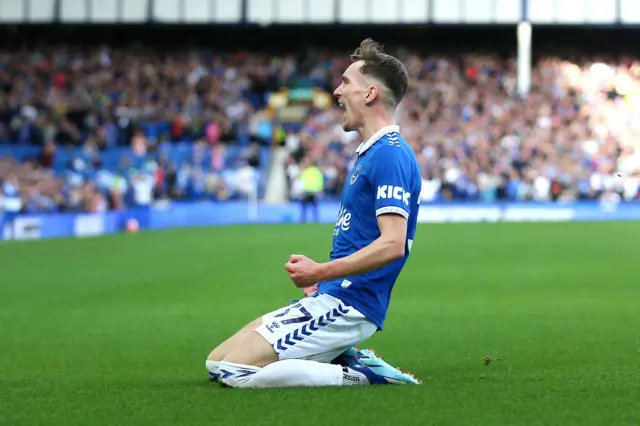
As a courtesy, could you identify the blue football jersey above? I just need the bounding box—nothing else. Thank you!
[317,125,422,330]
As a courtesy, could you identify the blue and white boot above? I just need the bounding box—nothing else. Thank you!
[348,348,421,385]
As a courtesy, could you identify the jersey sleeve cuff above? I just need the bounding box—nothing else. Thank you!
[376,206,409,219]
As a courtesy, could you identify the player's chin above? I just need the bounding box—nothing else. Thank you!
[341,118,355,132]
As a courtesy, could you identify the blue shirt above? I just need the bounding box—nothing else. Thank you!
[317,125,422,330]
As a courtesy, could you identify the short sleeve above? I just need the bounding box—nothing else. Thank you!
[370,147,412,220]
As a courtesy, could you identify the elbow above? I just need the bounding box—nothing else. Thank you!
[386,239,405,261]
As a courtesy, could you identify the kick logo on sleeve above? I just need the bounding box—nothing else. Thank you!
[376,185,410,206]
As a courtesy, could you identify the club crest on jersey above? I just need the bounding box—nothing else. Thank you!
[350,165,362,185]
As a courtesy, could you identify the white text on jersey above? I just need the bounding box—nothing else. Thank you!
[376,185,410,206]
[334,206,351,236]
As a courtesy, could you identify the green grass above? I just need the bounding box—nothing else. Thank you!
[1,222,639,425]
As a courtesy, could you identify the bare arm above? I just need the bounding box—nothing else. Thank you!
[317,213,407,282]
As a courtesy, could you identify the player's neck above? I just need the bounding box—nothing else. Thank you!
[359,113,396,143]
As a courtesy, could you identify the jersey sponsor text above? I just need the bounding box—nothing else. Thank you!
[334,205,352,236]
[376,185,410,206]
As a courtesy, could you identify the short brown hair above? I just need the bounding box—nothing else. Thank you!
[350,38,408,108]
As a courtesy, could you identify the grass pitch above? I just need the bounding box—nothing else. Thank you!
[1,222,639,425]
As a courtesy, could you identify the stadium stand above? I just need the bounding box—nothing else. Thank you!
[0,43,277,213]
[1,27,639,216]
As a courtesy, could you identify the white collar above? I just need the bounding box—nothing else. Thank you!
[354,125,400,155]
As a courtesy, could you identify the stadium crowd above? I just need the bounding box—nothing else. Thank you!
[1,42,639,214]
[285,52,640,204]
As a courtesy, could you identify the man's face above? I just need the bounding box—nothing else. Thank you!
[333,61,370,132]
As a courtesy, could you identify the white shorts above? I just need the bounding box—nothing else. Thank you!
[255,294,377,363]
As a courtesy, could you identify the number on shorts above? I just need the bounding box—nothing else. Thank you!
[274,303,313,325]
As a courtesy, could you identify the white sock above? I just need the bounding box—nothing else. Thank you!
[205,360,221,381]
[217,360,370,388]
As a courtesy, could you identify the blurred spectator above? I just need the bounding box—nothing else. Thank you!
[299,158,324,223]
[131,170,155,208]
[1,173,22,238]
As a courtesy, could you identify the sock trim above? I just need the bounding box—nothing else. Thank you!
[206,359,222,382]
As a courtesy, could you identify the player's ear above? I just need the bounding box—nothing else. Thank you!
[364,85,378,106]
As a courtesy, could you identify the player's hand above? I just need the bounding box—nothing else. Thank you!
[303,284,318,297]
[284,254,324,288]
